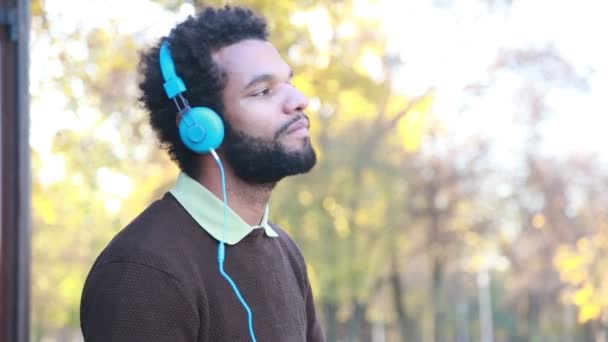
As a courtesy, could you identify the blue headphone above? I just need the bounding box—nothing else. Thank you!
[159,41,224,153]
[158,40,258,342]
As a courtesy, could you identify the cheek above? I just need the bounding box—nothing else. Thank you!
[226,101,278,137]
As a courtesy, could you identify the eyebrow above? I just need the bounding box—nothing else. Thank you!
[243,68,294,90]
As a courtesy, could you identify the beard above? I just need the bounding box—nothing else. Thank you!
[219,116,317,185]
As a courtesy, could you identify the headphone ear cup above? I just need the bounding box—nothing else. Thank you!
[179,107,225,153]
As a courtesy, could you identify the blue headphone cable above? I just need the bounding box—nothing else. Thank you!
[159,41,254,340]
[210,149,257,342]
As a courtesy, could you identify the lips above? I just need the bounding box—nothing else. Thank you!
[285,119,309,134]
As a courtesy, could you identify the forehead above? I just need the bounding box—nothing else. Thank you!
[212,39,288,87]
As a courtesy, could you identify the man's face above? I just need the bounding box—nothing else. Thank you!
[212,39,316,184]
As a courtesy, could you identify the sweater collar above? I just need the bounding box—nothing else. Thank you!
[170,172,278,245]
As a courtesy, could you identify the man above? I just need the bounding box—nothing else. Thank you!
[80,6,325,342]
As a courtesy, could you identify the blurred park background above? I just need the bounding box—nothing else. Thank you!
[30,0,608,341]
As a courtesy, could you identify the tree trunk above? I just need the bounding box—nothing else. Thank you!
[390,253,418,341]
[323,302,339,342]
[429,255,445,342]
[347,300,367,342]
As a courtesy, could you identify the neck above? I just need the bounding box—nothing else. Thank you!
[196,155,274,226]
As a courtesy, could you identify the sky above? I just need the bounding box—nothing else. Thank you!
[376,0,608,165]
[31,0,608,187]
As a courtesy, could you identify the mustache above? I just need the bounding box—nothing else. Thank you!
[273,114,309,140]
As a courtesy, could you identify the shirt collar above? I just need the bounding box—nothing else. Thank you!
[169,172,278,245]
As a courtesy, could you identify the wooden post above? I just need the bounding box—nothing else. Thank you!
[0,0,30,340]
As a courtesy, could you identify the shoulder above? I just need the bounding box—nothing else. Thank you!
[269,222,309,278]
[270,223,305,257]
[94,193,212,268]
[85,193,218,296]
[81,193,230,340]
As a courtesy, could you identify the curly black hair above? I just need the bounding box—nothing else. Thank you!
[138,6,269,175]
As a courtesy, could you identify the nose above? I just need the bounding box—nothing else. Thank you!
[283,85,309,114]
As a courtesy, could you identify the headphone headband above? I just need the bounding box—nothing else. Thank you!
[157,39,225,154]
[159,41,187,99]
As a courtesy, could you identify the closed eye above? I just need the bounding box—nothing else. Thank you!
[252,88,272,97]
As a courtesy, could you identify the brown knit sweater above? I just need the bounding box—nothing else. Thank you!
[80,193,325,342]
